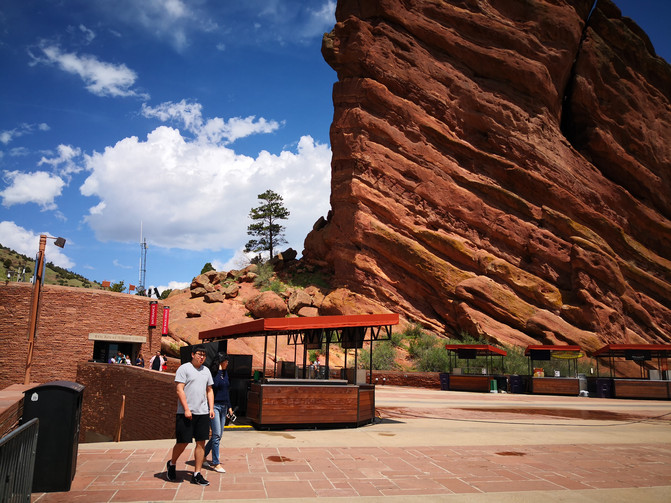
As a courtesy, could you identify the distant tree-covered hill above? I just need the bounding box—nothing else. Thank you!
[0,243,103,289]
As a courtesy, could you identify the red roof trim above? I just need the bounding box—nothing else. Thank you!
[444,344,507,357]
[199,313,399,340]
[593,344,671,356]
[524,345,583,356]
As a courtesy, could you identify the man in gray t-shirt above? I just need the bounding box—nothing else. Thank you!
[165,344,214,486]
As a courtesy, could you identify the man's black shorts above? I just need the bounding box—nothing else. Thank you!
[175,414,210,443]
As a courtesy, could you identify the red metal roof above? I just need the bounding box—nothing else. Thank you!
[444,344,507,357]
[592,344,671,357]
[199,313,399,340]
[524,345,583,356]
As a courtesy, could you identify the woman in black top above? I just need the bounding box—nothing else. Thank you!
[204,353,233,473]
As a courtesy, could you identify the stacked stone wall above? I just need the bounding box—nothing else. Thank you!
[76,362,175,442]
[366,371,442,389]
[0,283,164,389]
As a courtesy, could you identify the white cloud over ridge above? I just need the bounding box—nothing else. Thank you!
[29,43,148,99]
[255,0,336,45]
[80,105,332,254]
[301,1,337,39]
[0,221,75,269]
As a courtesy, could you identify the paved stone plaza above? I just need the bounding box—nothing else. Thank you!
[32,386,671,502]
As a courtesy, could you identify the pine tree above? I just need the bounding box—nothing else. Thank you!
[244,189,290,259]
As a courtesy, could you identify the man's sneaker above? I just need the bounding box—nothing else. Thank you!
[191,472,210,486]
[166,461,177,482]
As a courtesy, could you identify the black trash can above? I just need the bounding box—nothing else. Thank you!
[508,375,526,394]
[21,380,85,492]
[439,373,449,390]
[594,378,614,398]
[496,375,508,393]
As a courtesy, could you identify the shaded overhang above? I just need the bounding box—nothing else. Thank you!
[525,345,584,359]
[592,344,671,359]
[199,313,400,347]
[444,344,507,357]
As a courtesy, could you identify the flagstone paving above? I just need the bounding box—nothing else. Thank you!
[30,386,671,502]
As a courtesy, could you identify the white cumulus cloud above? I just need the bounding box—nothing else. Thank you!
[79,111,331,254]
[1,171,66,210]
[38,144,83,178]
[29,43,148,99]
[141,100,281,144]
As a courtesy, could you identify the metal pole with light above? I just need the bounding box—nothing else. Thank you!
[24,234,66,385]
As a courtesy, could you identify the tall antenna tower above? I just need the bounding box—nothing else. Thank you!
[139,223,148,295]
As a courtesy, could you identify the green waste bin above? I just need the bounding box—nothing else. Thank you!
[489,379,498,393]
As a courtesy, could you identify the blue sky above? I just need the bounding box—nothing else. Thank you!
[0,1,669,294]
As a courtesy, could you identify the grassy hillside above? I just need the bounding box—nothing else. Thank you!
[0,243,102,289]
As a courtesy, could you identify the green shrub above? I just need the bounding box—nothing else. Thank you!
[403,323,425,339]
[408,332,439,359]
[254,262,275,287]
[390,331,405,348]
[254,261,287,293]
[285,270,331,289]
[359,341,397,370]
[416,346,452,372]
[502,344,528,374]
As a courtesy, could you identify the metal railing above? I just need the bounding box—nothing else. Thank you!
[0,418,38,503]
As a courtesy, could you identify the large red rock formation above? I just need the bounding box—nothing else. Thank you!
[303,0,671,350]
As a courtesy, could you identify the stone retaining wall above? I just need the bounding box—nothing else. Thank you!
[76,362,175,442]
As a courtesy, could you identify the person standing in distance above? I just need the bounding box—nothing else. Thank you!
[149,351,164,371]
[166,344,214,486]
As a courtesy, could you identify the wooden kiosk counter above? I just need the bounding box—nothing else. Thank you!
[443,344,507,392]
[593,344,671,400]
[199,314,399,429]
[525,345,585,396]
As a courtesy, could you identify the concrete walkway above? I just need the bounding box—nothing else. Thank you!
[32,386,671,502]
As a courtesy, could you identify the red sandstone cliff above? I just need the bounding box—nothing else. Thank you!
[303,0,671,351]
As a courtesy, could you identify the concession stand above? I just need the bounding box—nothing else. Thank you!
[592,344,671,400]
[525,345,585,396]
[199,313,399,428]
[443,344,507,392]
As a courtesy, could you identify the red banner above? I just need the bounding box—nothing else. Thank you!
[149,301,158,328]
[162,306,170,335]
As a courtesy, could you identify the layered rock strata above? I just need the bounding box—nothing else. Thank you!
[303,0,671,350]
